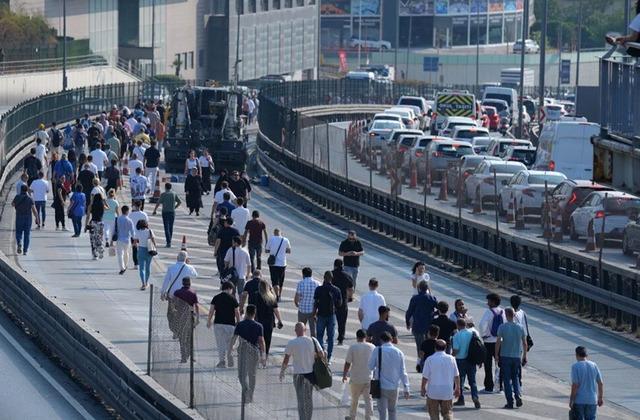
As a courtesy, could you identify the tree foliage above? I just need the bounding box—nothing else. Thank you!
[0,5,58,51]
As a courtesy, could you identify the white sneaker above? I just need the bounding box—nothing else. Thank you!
[56,227,60,231]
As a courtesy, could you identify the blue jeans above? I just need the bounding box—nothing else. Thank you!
[343,266,359,289]
[137,247,152,285]
[573,404,597,420]
[316,315,336,360]
[456,358,479,401]
[15,215,32,252]
[162,212,175,246]
[501,357,521,405]
[72,216,83,236]
[34,201,46,225]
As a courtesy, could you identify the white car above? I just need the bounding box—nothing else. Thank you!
[366,119,405,149]
[385,107,420,130]
[513,39,540,54]
[350,37,392,50]
[471,136,493,154]
[570,191,640,241]
[452,125,490,142]
[464,160,525,205]
[498,170,567,215]
[439,116,477,137]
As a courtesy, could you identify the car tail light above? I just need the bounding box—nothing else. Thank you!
[399,146,407,153]
[522,188,535,197]
[415,150,424,157]
[568,192,577,205]
[433,151,442,158]
[463,170,472,178]
[595,210,605,219]
[483,177,495,185]
[549,160,555,171]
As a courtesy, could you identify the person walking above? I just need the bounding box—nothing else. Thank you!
[68,184,86,237]
[331,259,354,346]
[173,277,199,363]
[294,267,320,337]
[134,219,157,290]
[510,294,531,388]
[207,281,240,368]
[431,301,458,351]
[214,217,240,277]
[570,346,604,420]
[265,228,291,301]
[342,329,375,420]
[452,318,481,409]
[495,307,527,409]
[254,279,283,358]
[338,230,364,289]
[367,331,410,420]
[89,145,108,179]
[143,140,160,195]
[419,325,440,371]
[229,304,266,403]
[240,269,262,313]
[367,305,398,347]
[359,278,386,330]
[231,197,250,232]
[198,149,213,194]
[103,189,119,248]
[15,173,29,196]
[23,148,43,185]
[406,280,438,360]
[313,271,342,362]
[30,171,49,229]
[479,293,506,393]
[52,176,68,231]
[409,261,431,294]
[184,167,203,216]
[421,339,461,420]
[114,205,136,274]
[228,170,251,204]
[212,181,236,215]
[449,299,472,324]
[12,185,40,256]
[104,159,121,193]
[130,167,150,211]
[224,236,251,296]
[162,251,199,337]
[184,150,200,176]
[78,163,95,198]
[152,182,182,247]
[243,210,268,272]
[280,323,325,420]
[85,187,106,260]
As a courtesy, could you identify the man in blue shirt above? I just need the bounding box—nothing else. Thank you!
[405,280,438,361]
[495,307,527,409]
[452,318,480,409]
[570,346,604,420]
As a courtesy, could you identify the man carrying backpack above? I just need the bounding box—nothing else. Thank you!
[49,122,62,156]
[478,293,506,393]
[452,318,481,409]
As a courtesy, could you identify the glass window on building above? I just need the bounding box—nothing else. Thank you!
[249,0,256,12]
[273,0,280,8]
[352,17,381,44]
[285,0,292,8]
[452,17,469,46]
[504,14,516,42]
[470,0,487,13]
[189,51,194,69]
[434,17,451,48]
[411,16,434,48]
[199,49,205,67]
[321,17,351,50]
[469,15,487,45]
[213,0,227,15]
[261,0,269,11]
[488,14,503,43]
[296,0,304,6]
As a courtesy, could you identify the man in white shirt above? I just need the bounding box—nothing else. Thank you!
[231,197,250,232]
[30,171,49,229]
[294,267,321,337]
[35,137,47,168]
[265,229,291,300]
[367,331,410,420]
[421,339,461,419]
[224,236,251,297]
[86,155,98,175]
[90,146,109,179]
[15,173,30,196]
[213,180,237,214]
[130,167,150,210]
[161,251,198,336]
[358,278,386,330]
[128,153,144,175]
[342,329,375,420]
[35,123,50,146]
[478,292,506,393]
[280,323,324,420]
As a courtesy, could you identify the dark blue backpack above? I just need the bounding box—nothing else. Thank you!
[490,308,504,337]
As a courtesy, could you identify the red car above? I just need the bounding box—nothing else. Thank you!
[483,106,500,131]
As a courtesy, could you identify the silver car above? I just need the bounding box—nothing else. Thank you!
[464,160,526,205]
[427,139,475,181]
[366,119,405,149]
[401,136,448,181]
[447,155,502,194]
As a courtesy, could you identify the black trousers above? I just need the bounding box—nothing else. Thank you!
[483,342,496,391]
[261,323,273,355]
[336,305,348,342]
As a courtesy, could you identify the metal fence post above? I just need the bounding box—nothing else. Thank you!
[146,284,154,376]
[344,130,349,184]
[326,122,331,178]
[189,312,195,409]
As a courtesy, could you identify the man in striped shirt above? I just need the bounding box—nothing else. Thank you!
[294,267,320,338]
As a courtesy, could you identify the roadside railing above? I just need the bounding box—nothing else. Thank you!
[0,54,109,75]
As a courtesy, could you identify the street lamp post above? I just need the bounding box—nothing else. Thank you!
[151,0,155,79]
[575,0,582,113]
[357,1,362,69]
[475,2,480,92]
[517,0,529,138]
[62,0,67,90]
[538,0,548,118]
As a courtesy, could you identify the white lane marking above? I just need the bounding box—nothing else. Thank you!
[0,322,96,420]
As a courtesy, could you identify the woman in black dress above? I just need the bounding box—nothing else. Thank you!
[254,279,283,359]
[52,176,68,231]
[184,167,203,216]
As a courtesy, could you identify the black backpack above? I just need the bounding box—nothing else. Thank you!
[466,332,487,366]
[51,128,62,147]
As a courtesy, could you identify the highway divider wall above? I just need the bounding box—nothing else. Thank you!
[257,82,640,334]
[0,82,203,420]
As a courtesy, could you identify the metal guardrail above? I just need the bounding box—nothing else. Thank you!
[0,54,109,75]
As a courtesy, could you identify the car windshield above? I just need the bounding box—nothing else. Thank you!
[485,101,508,112]
[485,108,496,116]
[448,121,474,130]
[372,121,402,130]
[604,197,640,214]
[399,98,424,109]
[472,138,492,146]
[499,141,529,154]
[510,149,536,165]
[437,144,474,157]
[400,136,417,147]
[485,93,512,106]
[456,130,488,140]
[528,174,565,185]
[490,164,523,174]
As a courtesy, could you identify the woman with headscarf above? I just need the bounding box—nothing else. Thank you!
[184,167,203,216]
[85,186,107,259]
[52,175,68,231]
[213,169,229,194]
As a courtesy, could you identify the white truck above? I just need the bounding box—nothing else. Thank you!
[500,68,535,89]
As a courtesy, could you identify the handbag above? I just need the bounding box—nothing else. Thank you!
[207,219,220,246]
[221,248,240,286]
[147,230,158,257]
[524,313,534,350]
[370,347,382,399]
[312,338,332,389]
[267,237,284,266]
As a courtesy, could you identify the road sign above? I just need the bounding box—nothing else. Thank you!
[560,59,571,84]
[423,56,439,72]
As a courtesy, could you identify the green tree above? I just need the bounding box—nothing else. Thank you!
[0,5,58,55]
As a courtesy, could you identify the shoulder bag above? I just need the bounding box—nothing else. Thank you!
[370,347,382,398]
[312,338,332,389]
[147,229,158,257]
[164,263,187,301]
[267,237,284,266]
[221,248,240,287]
[524,313,534,350]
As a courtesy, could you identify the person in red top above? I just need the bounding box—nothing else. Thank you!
[243,210,268,272]
[174,277,199,362]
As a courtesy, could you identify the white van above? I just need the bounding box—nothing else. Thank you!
[533,120,600,180]
[483,86,519,125]
[345,71,375,81]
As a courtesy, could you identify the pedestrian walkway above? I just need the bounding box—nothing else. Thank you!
[0,169,637,419]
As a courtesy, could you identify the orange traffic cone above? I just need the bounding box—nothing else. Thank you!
[437,172,448,201]
[150,173,162,203]
[181,235,187,251]
[583,222,596,252]
[409,160,418,189]
[471,187,483,214]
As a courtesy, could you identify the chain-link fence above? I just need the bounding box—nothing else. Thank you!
[148,285,348,419]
